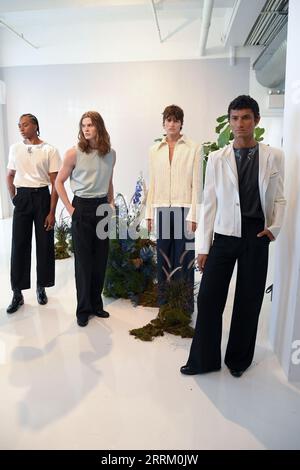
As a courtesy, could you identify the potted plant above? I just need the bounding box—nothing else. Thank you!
[54,209,72,259]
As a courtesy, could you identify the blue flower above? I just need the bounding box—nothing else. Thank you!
[119,239,135,253]
[140,246,153,262]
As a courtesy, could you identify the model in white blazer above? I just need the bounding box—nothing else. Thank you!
[199,142,286,254]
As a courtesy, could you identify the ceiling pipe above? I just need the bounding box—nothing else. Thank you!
[229,45,236,66]
[0,19,39,49]
[253,23,288,90]
[199,0,214,56]
[150,0,163,44]
[255,39,287,89]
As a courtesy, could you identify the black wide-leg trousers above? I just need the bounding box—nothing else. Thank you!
[156,207,195,309]
[71,196,110,321]
[10,186,54,291]
[187,218,270,372]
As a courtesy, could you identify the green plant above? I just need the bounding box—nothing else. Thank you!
[103,175,158,306]
[129,251,196,341]
[54,209,72,259]
[104,237,157,306]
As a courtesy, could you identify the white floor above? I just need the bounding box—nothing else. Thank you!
[0,218,300,450]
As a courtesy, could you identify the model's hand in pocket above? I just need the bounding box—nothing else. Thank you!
[257,228,275,241]
[69,206,75,217]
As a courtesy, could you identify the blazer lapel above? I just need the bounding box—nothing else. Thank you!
[224,144,239,190]
[259,143,271,192]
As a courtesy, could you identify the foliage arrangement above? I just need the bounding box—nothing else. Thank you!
[54,209,73,259]
[103,175,158,306]
[130,250,196,341]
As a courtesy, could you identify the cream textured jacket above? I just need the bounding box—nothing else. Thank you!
[199,142,286,254]
[145,135,202,223]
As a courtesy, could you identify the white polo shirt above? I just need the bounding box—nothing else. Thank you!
[7,142,61,188]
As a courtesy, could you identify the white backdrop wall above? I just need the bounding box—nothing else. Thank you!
[1,58,250,208]
[0,70,10,219]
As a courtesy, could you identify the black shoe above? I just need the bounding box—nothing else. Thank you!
[229,369,244,378]
[36,286,48,305]
[77,317,89,327]
[180,365,202,375]
[94,310,110,318]
[7,292,24,314]
[180,365,221,375]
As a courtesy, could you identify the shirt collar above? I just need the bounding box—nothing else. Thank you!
[158,134,188,148]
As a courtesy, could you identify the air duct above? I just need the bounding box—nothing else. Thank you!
[254,35,287,90]
[247,0,289,90]
[254,28,287,89]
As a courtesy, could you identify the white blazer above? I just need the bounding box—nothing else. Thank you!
[199,143,286,254]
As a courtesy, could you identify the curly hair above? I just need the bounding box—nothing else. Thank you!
[78,111,111,156]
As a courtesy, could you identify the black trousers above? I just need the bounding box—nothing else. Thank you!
[187,218,269,372]
[156,207,195,309]
[71,196,110,321]
[10,186,54,291]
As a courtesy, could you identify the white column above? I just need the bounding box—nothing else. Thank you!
[0,79,11,219]
[270,0,300,381]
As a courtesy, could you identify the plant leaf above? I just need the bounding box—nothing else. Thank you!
[215,122,227,134]
[187,257,197,270]
[162,266,171,281]
[217,125,231,148]
[255,127,265,142]
[216,114,228,123]
[159,249,172,269]
[179,250,188,265]
[168,266,182,279]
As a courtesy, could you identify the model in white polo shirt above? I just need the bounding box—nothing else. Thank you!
[6,114,61,313]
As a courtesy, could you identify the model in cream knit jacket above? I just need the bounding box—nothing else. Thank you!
[145,134,202,224]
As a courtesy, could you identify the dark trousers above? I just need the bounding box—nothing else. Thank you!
[156,207,195,309]
[187,218,269,372]
[10,186,54,291]
[71,196,110,321]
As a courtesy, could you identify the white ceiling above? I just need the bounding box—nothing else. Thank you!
[0,0,266,67]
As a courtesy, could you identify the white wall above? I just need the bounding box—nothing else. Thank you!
[0,75,10,219]
[270,0,300,381]
[1,58,250,209]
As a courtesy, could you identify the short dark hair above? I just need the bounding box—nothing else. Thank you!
[162,105,184,129]
[228,95,260,120]
[20,113,40,136]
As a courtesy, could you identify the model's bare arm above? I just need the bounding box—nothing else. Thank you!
[43,172,59,231]
[6,169,16,199]
[55,148,76,216]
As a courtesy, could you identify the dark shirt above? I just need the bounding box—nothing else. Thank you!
[233,144,264,221]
